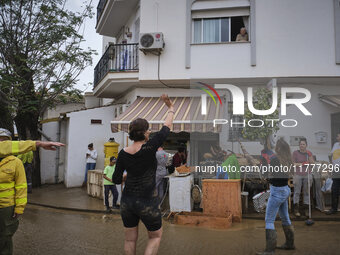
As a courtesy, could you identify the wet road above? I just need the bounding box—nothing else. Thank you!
[14,205,340,255]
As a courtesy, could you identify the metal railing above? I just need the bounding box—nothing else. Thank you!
[94,43,139,87]
[96,0,108,24]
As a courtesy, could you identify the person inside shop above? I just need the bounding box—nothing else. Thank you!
[292,138,314,217]
[236,27,248,42]
[326,132,340,215]
[257,138,295,254]
[84,143,97,186]
[155,146,168,201]
[210,144,227,162]
[103,156,119,213]
[112,94,174,255]
[172,146,187,168]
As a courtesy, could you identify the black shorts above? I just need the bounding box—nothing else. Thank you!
[120,194,161,231]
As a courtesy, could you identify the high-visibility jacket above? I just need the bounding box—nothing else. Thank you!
[0,156,27,214]
[0,140,36,158]
[17,151,34,164]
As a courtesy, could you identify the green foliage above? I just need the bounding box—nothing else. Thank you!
[0,0,96,137]
[242,88,280,141]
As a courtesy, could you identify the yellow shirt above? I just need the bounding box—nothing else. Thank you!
[0,156,27,214]
[0,140,36,157]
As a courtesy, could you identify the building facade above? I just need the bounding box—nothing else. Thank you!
[93,0,340,165]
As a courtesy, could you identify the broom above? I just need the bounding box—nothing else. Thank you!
[305,170,314,226]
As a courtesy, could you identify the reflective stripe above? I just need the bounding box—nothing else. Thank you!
[12,141,19,154]
[0,182,15,189]
[0,189,15,198]
[15,197,27,204]
[15,183,27,189]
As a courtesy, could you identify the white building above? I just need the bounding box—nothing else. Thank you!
[93,0,340,165]
[41,0,340,187]
[40,93,131,187]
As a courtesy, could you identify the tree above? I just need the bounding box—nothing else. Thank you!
[242,88,280,149]
[0,0,96,185]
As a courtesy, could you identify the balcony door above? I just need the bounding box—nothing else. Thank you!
[331,112,340,147]
[134,18,140,43]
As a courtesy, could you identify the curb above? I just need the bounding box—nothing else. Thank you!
[27,202,121,215]
[28,202,340,222]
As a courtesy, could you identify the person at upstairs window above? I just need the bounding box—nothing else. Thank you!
[292,138,314,217]
[103,156,119,213]
[112,94,174,255]
[84,143,97,185]
[326,132,340,215]
[236,27,249,42]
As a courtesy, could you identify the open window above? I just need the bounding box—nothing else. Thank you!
[193,16,249,43]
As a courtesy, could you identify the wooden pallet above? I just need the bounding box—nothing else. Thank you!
[175,211,232,229]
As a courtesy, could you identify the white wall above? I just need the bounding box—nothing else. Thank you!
[40,121,60,184]
[42,103,84,120]
[137,0,340,80]
[64,106,126,187]
[191,0,340,79]
[139,0,190,81]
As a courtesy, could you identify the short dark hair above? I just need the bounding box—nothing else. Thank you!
[110,156,117,162]
[88,143,93,148]
[299,138,307,145]
[178,147,186,153]
[129,118,149,141]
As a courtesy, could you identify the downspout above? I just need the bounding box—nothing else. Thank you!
[54,117,62,184]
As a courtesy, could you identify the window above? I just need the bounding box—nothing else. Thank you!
[193,16,249,43]
[91,119,102,124]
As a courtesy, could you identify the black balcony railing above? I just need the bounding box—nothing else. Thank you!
[94,43,139,87]
[97,0,108,24]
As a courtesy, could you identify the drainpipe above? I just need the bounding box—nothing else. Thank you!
[54,117,62,184]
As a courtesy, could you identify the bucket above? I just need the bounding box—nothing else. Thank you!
[241,191,249,214]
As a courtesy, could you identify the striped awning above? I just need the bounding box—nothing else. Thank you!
[319,95,340,108]
[111,97,223,133]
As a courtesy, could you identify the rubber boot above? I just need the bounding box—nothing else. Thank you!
[294,204,300,217]
[277,225,295,250]
[302,204,309,218]
[256,229,277,255]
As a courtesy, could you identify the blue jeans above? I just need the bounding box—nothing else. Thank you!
[265,185,291,230]
[104,185,119,208]
[85,163,96,182]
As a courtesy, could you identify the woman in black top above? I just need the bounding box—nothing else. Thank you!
[257,138,295,255]
[112,94,174,255]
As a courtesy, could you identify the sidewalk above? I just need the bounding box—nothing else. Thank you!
[28,184,340,221]
[28,184,110,213]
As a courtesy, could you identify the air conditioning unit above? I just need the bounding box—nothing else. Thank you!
[139,32,164,52]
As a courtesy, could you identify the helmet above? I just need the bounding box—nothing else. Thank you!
[0,128,12,140]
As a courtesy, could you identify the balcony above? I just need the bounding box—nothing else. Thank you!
[96,0,108,25]
[96,0,139,37]
[93,43,139,97]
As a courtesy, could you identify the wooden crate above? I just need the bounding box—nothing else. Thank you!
[175,211,232,229]
[202,179,242,222]
[87,170,103,199]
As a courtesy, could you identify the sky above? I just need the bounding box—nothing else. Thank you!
[66,0,102,93]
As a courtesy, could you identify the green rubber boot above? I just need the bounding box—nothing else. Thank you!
[256,229,277,255]
[277,225,295,250]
